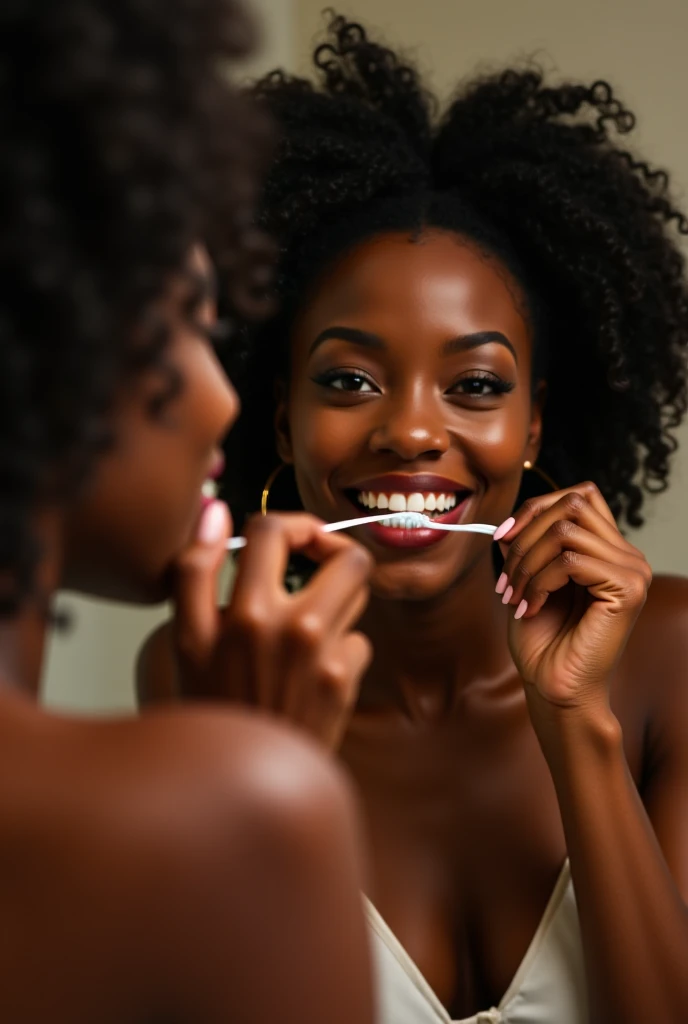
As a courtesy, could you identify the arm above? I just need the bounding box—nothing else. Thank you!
[533,690,688,1024]
[499,486,688,1023]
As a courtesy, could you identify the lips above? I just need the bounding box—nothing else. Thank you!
[338,470,477,551]
[208,450,226,481]
[351,474,469,493]
[361,492,474,549]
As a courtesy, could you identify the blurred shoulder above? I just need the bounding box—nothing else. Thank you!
[0,698,354,1010]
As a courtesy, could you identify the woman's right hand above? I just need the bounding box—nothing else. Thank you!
[141,502,373,751]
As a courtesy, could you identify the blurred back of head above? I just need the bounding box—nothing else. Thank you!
[0,0,270,615]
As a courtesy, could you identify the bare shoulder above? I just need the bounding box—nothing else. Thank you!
[0,698,355,1021]
[628,573,688,658]
[621,573,688,713]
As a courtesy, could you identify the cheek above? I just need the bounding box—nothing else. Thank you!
[460,398,531,481]
[287,393,357,504]
[85,419,199,548]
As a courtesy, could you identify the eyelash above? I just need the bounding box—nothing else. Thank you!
[312,368,515,398]
[449,371,515,398]
[312,368,378,393]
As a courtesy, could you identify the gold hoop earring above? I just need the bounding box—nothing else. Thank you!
[261,463,287,515]
[523,460,560,493]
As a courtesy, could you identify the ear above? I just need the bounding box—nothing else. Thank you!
[274,379,294,465]
[526,380,546,464]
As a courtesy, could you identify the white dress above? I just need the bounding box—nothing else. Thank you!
[366,860,588,1024]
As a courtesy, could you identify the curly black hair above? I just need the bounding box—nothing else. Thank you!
[225,12,688,534]
[0,0,271,615]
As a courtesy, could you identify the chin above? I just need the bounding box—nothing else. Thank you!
[370,563,457,603]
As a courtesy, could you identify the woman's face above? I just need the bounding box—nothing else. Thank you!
[62,248,238,603]
[278,230,543,601]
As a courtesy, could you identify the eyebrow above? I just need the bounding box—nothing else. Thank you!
[309,326,518,362]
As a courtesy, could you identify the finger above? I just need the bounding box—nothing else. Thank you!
[289,632,373,749]
[230,512,361,607]
[172,500,230,675]
[496,482,619,548]
[502,517,646,608]
[270,570,369,714]
[499,490,637,589]
[516,552,648,620]
[294,545,372,632]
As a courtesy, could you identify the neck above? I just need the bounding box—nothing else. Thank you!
[358,553,515,720]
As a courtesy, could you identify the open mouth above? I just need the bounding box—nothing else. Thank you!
[345,488,471,528]
[341,482,475,549]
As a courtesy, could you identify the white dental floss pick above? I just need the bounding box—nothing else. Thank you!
[225,511,496,551]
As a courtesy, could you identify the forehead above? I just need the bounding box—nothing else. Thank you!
[293,229,532,353]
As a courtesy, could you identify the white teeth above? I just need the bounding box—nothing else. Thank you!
[202,479,218,500]
[356,490,460,512]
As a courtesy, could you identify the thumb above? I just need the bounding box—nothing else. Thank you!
[172,500,229,680]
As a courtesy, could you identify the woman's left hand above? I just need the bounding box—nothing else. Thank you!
[497,481,652,711]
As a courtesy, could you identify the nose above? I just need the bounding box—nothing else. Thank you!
[206,347,240,443]
[368,384,450,461]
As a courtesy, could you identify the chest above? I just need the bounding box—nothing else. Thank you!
[342,687,645,1017]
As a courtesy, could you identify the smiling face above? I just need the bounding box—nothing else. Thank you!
[276,229,544,601]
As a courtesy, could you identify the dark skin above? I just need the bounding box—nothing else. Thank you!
[143,230,688,1021]
[0,249,376,1024]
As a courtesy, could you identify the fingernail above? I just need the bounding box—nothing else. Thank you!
[495,572,508,595]
[514,599,528,620]
[493,516,516,543]
[501,585,514,606]
[198,501,227,544]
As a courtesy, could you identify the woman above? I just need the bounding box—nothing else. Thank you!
[0,3,376,1023]
[224,16,688,1024]
[143,13,688,1024]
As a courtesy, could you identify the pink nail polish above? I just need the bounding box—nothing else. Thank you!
[514,600,528,620]
[501,585,514,606]
[493,516,516,543]
[495,572,508,595]
[199,501,227,545]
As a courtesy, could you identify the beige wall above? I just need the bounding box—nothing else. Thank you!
[43,0,688,713]
[294,0,688,575]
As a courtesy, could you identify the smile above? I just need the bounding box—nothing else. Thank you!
[344,476,475,548]
[357,490,458,515]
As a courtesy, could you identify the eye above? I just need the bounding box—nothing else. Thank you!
[448,373,515,398]
[312,369,379,394]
